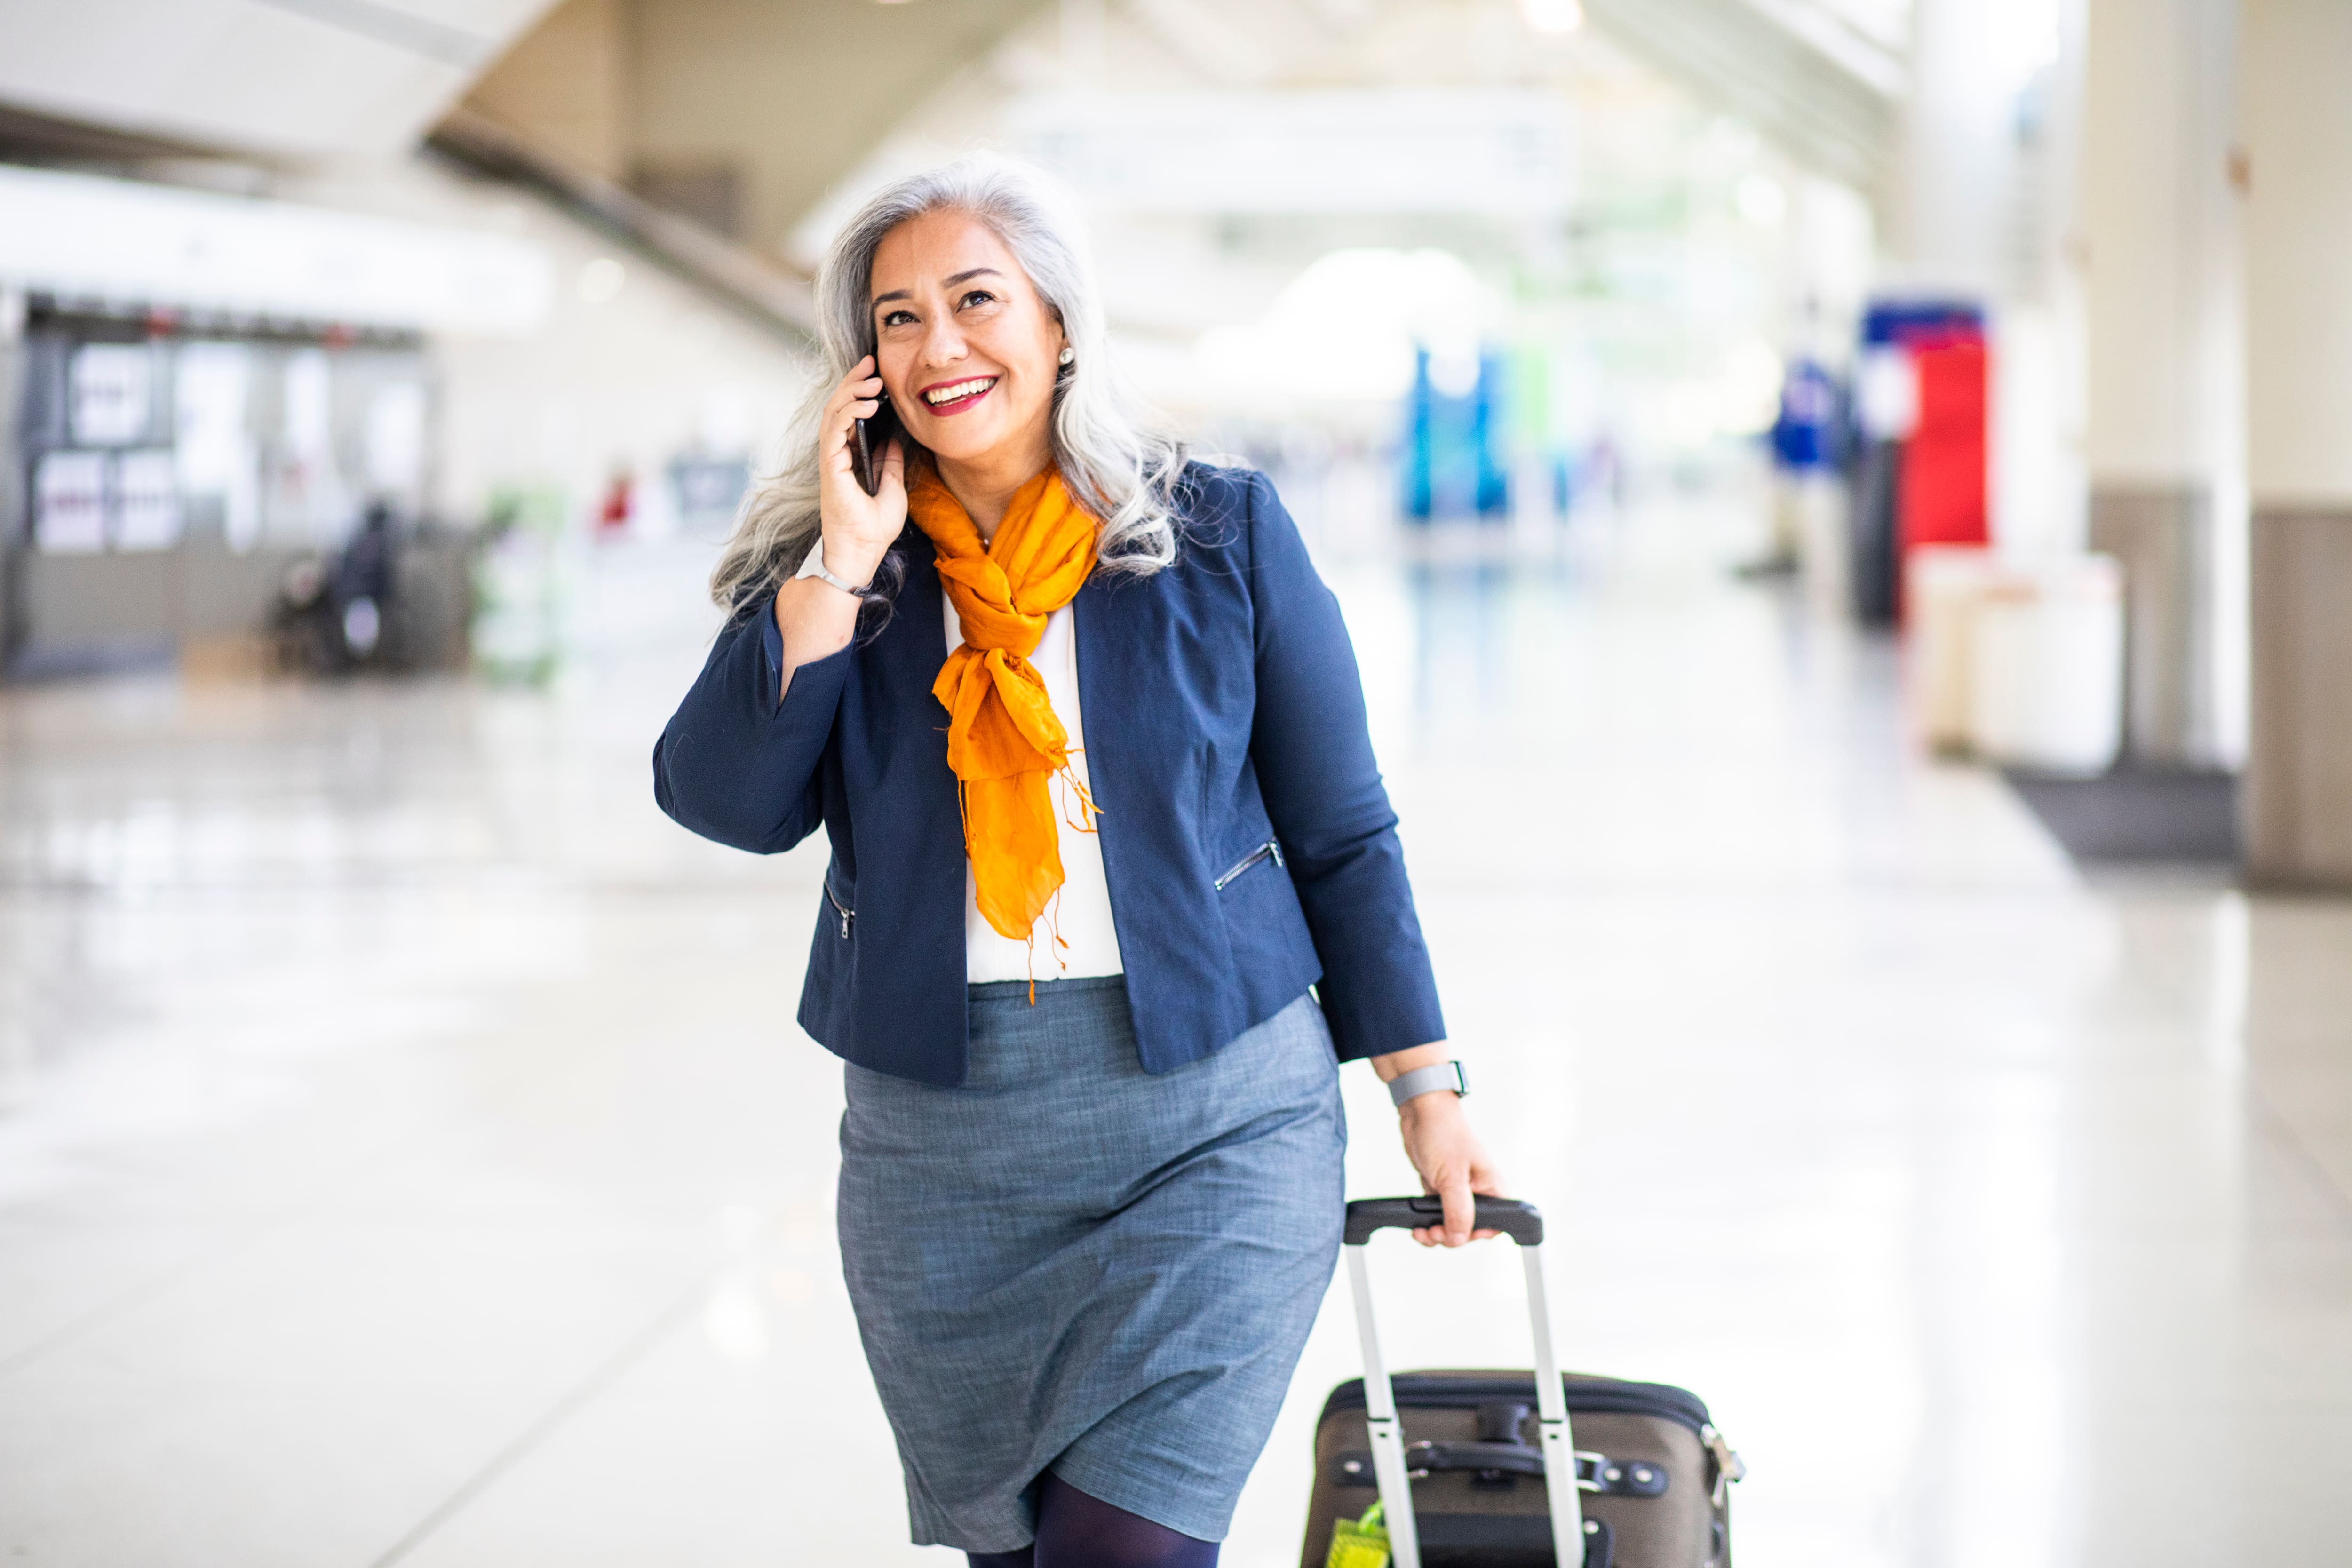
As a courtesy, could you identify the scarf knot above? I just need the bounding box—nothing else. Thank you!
[906,465,1101,941]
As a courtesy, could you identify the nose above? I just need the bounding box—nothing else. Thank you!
[917,311,968,374]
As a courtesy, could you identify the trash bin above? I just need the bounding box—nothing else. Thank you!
[1967,556,2125,775]
[1907,545,2003,752]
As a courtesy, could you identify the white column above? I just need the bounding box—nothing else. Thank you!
[2242,0,2352,883]
[1894,0,2018,297]
[2079,0,2243,765]
[1893,0,2090,565]
[0,286,22,674]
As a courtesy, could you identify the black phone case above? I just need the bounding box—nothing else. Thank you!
[852,396,902,496]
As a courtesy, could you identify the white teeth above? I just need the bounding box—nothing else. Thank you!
[923,377,997,406]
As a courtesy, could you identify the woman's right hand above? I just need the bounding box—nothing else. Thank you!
[816,354,908,587]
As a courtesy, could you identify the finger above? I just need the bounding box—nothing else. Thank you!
[1440,1169,1473,1248]
[1470,1227,1499,1242]
[880,437,907,492]
[824,371,883,418]
[821,396,861,442]
[1411,1226,1438,1248]
[825,402,881,463]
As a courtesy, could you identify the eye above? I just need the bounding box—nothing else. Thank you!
[880,309,917,328]
[957,289,998,310]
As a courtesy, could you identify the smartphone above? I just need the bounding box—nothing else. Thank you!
[851,390,902,497]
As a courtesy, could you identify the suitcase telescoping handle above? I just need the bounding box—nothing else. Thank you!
[1342,1195,1584,1568]
[1343,1194,1546,1246]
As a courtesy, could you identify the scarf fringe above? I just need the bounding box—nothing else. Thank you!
[1056,753,1103,834]
[1024,884,1073,1005]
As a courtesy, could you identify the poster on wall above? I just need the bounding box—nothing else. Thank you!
[34,451,108,553]
[113,449,184,551]
[176,342,260,551]
[70,343,155,446]
[272,347,349,545]
[364,380,427,501]
[670,455,750,542]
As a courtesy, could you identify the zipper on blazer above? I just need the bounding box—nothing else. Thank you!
[1214,837,1284,891]
[824,879,854,939]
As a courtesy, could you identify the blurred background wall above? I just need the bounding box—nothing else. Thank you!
[0,0,2347,870]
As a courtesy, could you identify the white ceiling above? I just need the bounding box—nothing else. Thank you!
[1583,0,1902,192]
[0,0,557,157]
[0,0,1903,211]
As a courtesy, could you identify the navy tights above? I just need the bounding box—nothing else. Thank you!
[965,1473,1220,1568]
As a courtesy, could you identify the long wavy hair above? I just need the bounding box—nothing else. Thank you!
[709,155,1188,618]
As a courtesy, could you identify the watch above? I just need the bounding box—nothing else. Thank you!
[1387,1059,1469,1109]
[795,541,873,598]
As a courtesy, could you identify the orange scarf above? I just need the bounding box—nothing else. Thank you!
[905,465,1102,941]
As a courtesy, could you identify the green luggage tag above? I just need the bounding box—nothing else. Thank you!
[1326,1500,1390,1568]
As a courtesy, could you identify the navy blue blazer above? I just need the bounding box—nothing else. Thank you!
[652,463,1445,1086]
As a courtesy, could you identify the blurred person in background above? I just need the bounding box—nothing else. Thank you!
[652,157,1497,1568]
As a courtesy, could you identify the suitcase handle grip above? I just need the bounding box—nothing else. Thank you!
[1343,1195,1543,1246]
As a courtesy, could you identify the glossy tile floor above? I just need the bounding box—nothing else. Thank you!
[3,517,2349,1567]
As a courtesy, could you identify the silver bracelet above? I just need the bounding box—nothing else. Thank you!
[1388,1059,1468,1108]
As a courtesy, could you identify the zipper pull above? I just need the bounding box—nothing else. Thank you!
[1700,1423,1745,1504]
[839,907,853,939]
[1268,838,1285,868]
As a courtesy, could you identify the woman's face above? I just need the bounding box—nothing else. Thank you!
[867,209,1066,473]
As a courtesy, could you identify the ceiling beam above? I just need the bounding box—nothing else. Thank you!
[1583,0,1900,192]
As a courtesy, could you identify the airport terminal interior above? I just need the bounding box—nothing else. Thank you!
[3,1,2350,1565]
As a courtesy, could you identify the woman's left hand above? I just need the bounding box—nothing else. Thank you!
[1397,1091,1506,1248]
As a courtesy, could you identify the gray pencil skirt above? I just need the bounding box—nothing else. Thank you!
[837,977,1346,1552]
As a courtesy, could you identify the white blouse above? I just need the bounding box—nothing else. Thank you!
[944,598,1126,984]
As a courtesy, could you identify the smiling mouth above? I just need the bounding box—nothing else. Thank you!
[921,376,998,413]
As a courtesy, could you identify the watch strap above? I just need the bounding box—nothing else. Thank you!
[1388,1059,1468,1108]
[795,541,872,598]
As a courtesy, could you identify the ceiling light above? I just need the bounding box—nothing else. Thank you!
[1736,175,1787,227]
[1520,0,1582,34]
[577,257,625,303]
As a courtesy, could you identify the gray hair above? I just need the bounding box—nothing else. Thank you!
[709,155,1187,615]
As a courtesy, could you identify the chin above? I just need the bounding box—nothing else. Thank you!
[919,417,1012,464]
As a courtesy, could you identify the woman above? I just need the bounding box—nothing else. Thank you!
[654,156,1502,1568]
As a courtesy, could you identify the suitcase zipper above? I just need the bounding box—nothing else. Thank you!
[1214,837,1284,890]
[1321,1375,1716,1438]
[824,878,854,939]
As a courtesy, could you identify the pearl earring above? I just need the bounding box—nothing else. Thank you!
[1058,346,1075,366]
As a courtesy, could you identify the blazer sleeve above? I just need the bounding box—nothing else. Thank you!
[1243,471,1447,1059]
[652,607,848,854]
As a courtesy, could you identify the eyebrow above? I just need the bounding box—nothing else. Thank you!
[871,267,1005,310]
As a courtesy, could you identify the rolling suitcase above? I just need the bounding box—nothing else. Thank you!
[1300,1196,1743,1568]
